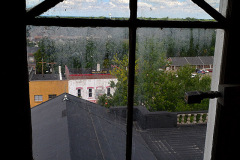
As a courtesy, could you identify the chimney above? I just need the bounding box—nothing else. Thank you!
[59,66,62,80]
[97,63,100,72]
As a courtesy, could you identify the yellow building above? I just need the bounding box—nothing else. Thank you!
[29,74,68,108]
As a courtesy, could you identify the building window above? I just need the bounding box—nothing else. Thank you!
[48,94,56,100]
[89,88,92,97]
[77,89,81,97]
[34,95,43,102]
[107,87,111,96]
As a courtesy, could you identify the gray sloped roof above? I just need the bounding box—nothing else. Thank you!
[140,125,207,160]
[169,57,188,66]
[32,93,206,160]
[30,74,60,81]
[185,57,203,65]
[199,56,214,65]
[169,56,213,66]
[31,93,156,160]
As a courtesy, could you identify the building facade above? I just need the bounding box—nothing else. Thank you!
[29,70,68,108]
[68,78,117,103]
[65,65,117,103]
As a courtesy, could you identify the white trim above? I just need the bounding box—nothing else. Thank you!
[203,29,225,160]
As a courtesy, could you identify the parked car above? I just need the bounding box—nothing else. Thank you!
[197,70,205,74]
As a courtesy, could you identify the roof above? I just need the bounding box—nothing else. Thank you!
[65,65,116,80]
[31,93,156,160]
[30,74,66,81]
[68,74,117,80]
[31,93,207,160]
[169,56,214,66]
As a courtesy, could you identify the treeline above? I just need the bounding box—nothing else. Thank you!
[29,27,215,74]
[40,16,215,21]
[98,39,211,112]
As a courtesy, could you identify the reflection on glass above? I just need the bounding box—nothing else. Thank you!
[205,0,220,11]
[26,0,45,9]
[137,0,219,20]
[136,28,215,112]
[28,26,130,159]
[40,0,130,18]
[131,28,216,159]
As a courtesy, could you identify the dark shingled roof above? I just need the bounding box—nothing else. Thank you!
[170,57,188,66]
[31,94,156,160]
[31,93,207,160]
[30,74,66,81]
[169,56,214,66]
[199,56,214,65]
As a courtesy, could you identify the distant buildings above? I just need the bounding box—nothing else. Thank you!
[29,64,117,107]
[29,56,213,107]
[167,56,214,71]
[29,67,68,108]
[65,65,117,103]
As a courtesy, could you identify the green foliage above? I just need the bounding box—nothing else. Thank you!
[97,94,113,108]
[34,49,48,74]
[85,38,96,69]
[108,54,129,106]
[107,50,211,112]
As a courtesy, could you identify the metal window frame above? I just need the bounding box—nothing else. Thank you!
[25,0,229,160]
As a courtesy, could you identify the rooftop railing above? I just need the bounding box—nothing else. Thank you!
[177,111,208,125]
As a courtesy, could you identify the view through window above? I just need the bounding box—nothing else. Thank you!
[26,0,222,160]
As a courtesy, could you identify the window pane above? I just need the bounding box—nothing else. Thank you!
[26,0,45,9]
[205,0,220,11]
[40,0,130,18]
[137,0,219,20]
[28,26,130,159]
[132,28,217,159]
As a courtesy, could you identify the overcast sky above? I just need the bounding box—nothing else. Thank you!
[26,0,220,19]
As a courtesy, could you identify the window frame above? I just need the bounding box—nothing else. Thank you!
[107,87,111,96]
[25,0,231,160]
[48,94,57,100]
[34,95,43,102]
[88,88,93,98]
[77,88,81,97]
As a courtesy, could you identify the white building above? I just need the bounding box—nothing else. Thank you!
[68,78,117,103]
[65,65,117,103]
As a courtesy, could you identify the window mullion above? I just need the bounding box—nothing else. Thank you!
[126,0,137,160]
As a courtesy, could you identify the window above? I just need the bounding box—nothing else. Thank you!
[25,0,234,160]
[77,89,81,97]
[34,95,42,102]
[107,87,111,96]
[48,94,56,100]
[89,88,92,98]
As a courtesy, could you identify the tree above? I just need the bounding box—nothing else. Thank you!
[107,54,129,106]
[101,54,211,112]
[85,38,96,69]
[166,37,175,57]
[187,29,195,56]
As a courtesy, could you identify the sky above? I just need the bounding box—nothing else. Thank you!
[26,0,220,19]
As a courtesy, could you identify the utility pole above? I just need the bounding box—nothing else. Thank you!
[38,58,46,76]
[47,62,56,73]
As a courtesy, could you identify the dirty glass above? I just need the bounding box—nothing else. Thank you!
[28,26,131,159]
[205,0,220,11]
[39,0,130,18]
[132,28,216,160]
[26,0,45,9]
[137,0,218,20]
